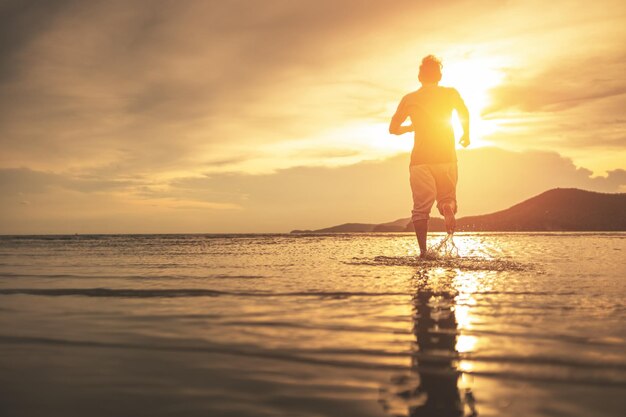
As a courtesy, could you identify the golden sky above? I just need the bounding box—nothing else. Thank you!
[1,0,625,233]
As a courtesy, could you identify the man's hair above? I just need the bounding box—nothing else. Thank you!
[418,55,442,84]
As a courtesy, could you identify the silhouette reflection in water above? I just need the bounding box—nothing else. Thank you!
[380,269,478,417]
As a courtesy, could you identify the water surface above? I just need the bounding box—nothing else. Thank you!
[0,233,624,416]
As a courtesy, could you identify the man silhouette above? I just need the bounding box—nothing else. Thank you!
[389,55,470,258]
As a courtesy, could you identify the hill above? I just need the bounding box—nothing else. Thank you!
[290,188,626,233]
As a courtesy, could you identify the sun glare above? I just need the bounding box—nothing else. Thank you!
[256,58,506,170]
[443,59,505,146]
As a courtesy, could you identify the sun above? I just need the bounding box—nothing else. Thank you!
[311,57,506,163]
[442,58,505,146]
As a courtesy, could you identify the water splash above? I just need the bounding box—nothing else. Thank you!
[426,233,459,259]
[347,256,531,272]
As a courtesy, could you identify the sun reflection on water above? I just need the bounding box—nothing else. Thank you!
[381,264,483,416]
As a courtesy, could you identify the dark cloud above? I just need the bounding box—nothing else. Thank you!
[486,57,626,114]
[0,0,434,171]
[2,147,625,233]
[0,0,77,81]
[483,54,626,149]
[127,147,626,230]
[457,148,626,213]
[597,168,626,189]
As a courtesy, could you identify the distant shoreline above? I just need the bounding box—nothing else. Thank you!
[291,188,626,233]
[2,189,624,236]
[2,231,626,238]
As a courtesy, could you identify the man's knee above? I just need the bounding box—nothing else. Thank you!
[411,209,430,223]
[436,199,457,216]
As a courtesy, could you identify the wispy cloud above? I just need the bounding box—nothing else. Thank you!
[486,55,626,115]
[0,0,432,173]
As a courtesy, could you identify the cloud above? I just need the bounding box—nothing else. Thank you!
[1,1,625,233]
[1,1,624,177]
[0,0,77,81]
[598,168,626,189]
[482,54,626,152]
[0,167,135,195]
[486,55,626,114]
[2,147,623,233]
[172,148,626,228]
[0,0,435,173]
[457,148,626,213]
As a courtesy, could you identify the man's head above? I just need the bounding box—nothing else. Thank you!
[418,55,442,85]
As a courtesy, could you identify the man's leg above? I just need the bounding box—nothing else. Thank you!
[434,163,458,234]
[441,204,456,235]
[412,219,428,256]
[410,165,436,257]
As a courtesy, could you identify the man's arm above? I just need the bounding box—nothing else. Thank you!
[453,89,470,147]
[389,97,413,135]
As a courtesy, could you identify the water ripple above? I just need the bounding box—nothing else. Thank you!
[347,256,532,271]
[0,287,409,299]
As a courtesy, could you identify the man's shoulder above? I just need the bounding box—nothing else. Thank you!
[444,87,461,100]
[441,86,461,97]
[404,86,458,98]
[401,90,422,103]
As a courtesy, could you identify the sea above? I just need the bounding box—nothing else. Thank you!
[0,233,625,417]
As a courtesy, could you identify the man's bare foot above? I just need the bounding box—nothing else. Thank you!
[442,203,456,234]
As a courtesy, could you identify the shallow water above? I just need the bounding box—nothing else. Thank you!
[0,233,625,417]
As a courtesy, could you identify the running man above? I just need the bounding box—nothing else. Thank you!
[389,55,470,258]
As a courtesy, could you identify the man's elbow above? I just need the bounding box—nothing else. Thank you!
[459,105,469,120]
[389,125,400,135]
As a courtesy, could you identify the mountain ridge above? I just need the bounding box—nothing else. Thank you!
[290,188,626,233]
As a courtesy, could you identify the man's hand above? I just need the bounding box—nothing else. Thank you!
[459,134,470,148]
[399,125,414,135]
[389,124,413,135]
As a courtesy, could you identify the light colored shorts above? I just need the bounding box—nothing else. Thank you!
[409,163,458,222]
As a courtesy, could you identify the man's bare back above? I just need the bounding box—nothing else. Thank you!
[390,85,468,165]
